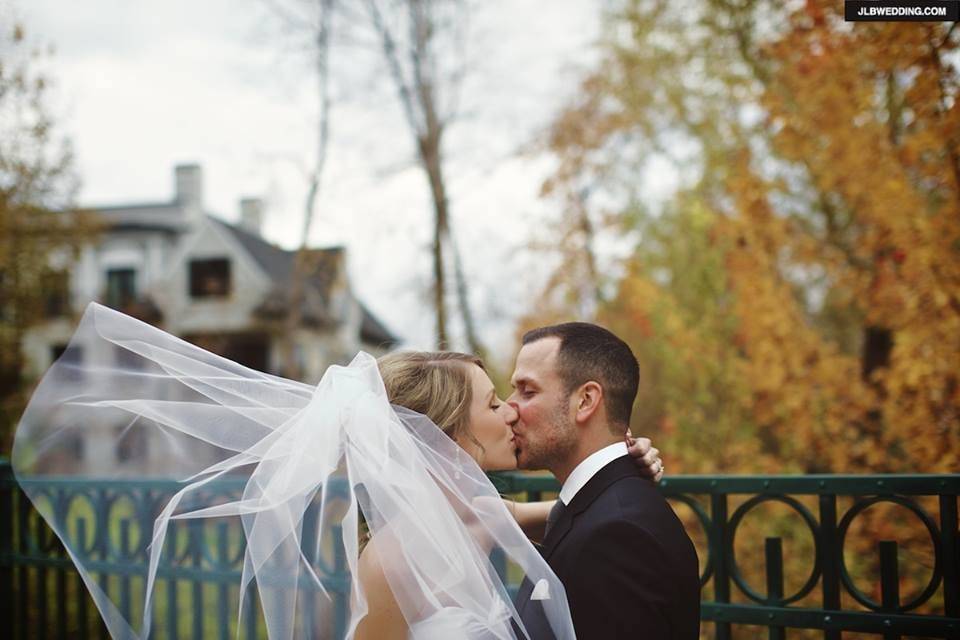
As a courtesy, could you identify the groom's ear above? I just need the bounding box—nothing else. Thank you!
[573,381,603,425]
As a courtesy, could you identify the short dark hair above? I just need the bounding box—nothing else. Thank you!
[522,322,639,428]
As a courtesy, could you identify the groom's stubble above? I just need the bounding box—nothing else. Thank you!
[516,394,578,473]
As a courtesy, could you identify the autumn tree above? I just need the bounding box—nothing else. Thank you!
[534,0,960,474]
[526,3,960,617]
[0,20,96,451]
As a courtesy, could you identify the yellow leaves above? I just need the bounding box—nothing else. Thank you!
[531,0,960,475]
[0,21,95,450]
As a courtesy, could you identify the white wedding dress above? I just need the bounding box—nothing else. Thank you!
[12,303,575,640]
[407,601,513,639]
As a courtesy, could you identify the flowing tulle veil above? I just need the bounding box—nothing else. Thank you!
[12,303,575,639]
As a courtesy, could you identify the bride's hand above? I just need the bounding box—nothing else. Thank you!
[625,434,664,483]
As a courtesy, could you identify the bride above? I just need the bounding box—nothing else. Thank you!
[12,303,661,640]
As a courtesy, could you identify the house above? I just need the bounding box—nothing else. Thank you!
[20,164,399,474]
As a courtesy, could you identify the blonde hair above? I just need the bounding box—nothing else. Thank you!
[376,350,485,450]
[361,351,488,551]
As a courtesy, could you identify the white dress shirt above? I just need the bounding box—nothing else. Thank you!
[558,441,628,505]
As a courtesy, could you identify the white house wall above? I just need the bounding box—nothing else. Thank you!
[21,318,77,378]
[156,218,271,335]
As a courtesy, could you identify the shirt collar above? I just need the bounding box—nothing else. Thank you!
[558,441,629,505]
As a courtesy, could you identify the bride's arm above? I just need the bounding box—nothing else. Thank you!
[504,499,553,542]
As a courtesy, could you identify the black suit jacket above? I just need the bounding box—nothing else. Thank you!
[516,456,700,640]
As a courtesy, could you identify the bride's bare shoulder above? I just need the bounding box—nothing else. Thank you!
[355,535,406,640]
[357,535,386,583]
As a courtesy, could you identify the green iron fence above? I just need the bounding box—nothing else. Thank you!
[1,460,958,639]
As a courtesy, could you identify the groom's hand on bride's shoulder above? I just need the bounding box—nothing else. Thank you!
[626,434,664,484]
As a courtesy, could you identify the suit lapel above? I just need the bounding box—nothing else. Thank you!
[540,456,642,560]
[539,505,574,557]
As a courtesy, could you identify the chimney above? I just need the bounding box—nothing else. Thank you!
[174,164,204,214]
[239,198,264,236]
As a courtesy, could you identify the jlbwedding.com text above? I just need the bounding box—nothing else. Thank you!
[845,1,959,21]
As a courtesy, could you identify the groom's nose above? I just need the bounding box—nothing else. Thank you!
[503,401,519,426]
[506,399,521,426]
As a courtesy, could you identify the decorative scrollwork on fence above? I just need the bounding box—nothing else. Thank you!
[2,467,958,639]
[837,494,943,613]
[725,494,822,606]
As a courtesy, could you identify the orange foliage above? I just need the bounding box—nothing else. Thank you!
[529,0,960,475]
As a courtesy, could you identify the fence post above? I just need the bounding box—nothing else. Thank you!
[216,522,231,640]
[76,518,90,640]
[190,519,204,640]
[0,463,13,640]
[765,537,785,640]
[711,493,731,640]
[119,519,132,623]
[166,519,179,640]
[940,493,959,619]
[17,486,31,640]
[38,511,49,640]
[818,493,841,640]
[333,524,347,640]
[879,540,900,640]
[94,488,109,640]
[242,578,258,640]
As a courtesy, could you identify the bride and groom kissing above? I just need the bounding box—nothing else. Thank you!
[13,305,699,639]
[355,322,700,639]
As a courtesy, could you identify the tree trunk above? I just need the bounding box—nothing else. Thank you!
[576,189,601,318]
[421,137,449,348]
[861,325,893,382]
[281,0,334,379]
[450,231,484,358]
[367,0,483,352]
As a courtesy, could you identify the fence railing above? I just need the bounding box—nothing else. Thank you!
[2,460,958,639]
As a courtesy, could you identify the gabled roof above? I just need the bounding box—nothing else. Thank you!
[214,217,297,282]
[88,202,188,233]
[213,218,399,347]
[83,197,400,346]
[360,306,399,348]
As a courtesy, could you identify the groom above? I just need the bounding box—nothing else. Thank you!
[508,322,700,639]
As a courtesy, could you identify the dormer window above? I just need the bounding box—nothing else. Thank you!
[190,258,231,298]
[42,270,70,317]
[51,343,84,381]
[105,268,137,309]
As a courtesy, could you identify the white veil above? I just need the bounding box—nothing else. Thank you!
[12,303,574,640]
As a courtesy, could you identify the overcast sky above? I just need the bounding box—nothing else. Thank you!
[16,0,617,364]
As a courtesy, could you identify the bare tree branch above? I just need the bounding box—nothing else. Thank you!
[282,0,335,378]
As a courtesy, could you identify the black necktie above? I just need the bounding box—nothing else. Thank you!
[544,499,566,539]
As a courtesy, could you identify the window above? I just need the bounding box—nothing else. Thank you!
[51,343,84,381]
[51,344,69,362]
[115,344,145,371]
[105,268,137,309]
[42,270,70,317]
[115,424,148,463]
[189,258,231,298]
[63,431,86,462]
